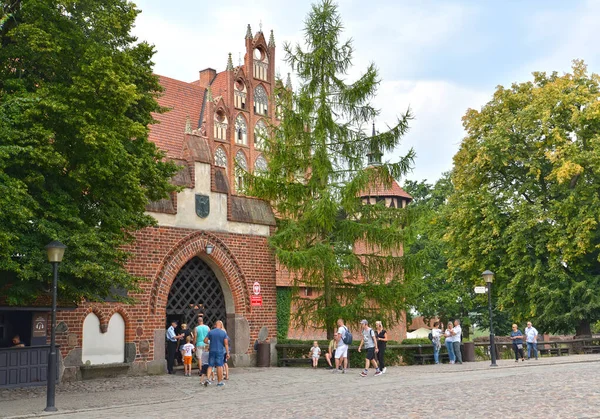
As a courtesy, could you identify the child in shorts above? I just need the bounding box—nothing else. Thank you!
[181,336,195,377]
[309,340,321,368]
[199,346,210,386]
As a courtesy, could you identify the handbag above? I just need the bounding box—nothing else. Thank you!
[517,344,523,350]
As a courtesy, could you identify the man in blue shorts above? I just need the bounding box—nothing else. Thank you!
[204,320,229,387]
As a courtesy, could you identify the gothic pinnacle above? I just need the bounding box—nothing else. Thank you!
[268,30,275,47]
[226,52,234,71]
[245,24,252,39]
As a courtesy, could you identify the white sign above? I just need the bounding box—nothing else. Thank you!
[474,286,487,294]
[253,281,261,295]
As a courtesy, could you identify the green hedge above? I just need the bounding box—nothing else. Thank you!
[276,288,292,341]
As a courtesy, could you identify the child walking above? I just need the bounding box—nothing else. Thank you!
[181,336,195,377]
[309,341,321,368]
[199,346,210,386]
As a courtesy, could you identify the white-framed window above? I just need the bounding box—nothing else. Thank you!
[254,120,267,150]
[254,85,268,115]
[214,147,227,168]
[235,114,247,145]
[235,150,248,192]
[253,47,269,81]
[234,79,247,109]
[214,109,228,141]
[254,154,268,174]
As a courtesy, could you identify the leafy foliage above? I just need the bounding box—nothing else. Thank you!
[0,0,178,304]
[246,0,415,338]
[276,287,292,340]
[446,60,600,335]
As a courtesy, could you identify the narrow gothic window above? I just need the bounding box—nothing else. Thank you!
[214,109,228,141]
[235,114,247,145]
[254,85,268,116]
[254,120,267,150]
[214,147,227,168]
[234,79,247,109]
[235,150,248,192]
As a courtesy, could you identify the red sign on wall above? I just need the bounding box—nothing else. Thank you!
[251,295,263,307]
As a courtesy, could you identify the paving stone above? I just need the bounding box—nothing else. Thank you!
[1,354,599,418]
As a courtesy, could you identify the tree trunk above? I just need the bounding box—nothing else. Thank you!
[575,319,592,337]
[324,277,333,340]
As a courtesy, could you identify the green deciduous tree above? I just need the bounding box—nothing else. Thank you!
[246,0,415,339]
[446,60,600,335]
[0,0,178,304]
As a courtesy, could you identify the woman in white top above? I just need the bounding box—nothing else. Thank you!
[431,322,443,364]
[444,322,455,364]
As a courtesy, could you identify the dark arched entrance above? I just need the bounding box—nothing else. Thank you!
[166,256,227,330]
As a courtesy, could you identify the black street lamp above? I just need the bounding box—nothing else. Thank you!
[482,270,498,367]
[45,240,67,412]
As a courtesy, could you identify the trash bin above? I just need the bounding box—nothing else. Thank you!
[462,341,475,362]
[257,342,270,367]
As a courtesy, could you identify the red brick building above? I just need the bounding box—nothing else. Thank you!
[0,25,412,386]
[46,25,282,380]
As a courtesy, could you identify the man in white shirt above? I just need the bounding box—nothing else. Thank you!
[452,319,463,364]
[525,321,538,360]
[334,318,349,373]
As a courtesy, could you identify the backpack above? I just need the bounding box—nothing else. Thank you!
[428,331,433,341]
[342,326,353,345]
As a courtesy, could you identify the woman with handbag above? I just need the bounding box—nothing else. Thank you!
[510,324,525,362]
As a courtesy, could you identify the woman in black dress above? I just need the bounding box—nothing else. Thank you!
[375,321,389,374]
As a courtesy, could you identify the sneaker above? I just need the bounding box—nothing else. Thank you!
[343,369,348,374]
[515,360,519,363]
[326,366,334,370]
[360,371,368,377]
[217,382,224,387]
[382,367,387,374]
[374,371,382,377]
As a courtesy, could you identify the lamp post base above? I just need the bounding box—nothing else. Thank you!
[44,407,58,412]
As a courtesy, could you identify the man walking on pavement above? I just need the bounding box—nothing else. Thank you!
[452,319,463,364]
[334,319,349,373]
[204,320,229,387]
[166,320,183,374]
[357,319,382,377]
[525,321,539,360]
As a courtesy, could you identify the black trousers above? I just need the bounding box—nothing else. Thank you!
[377,347,385,369]
[167,340,177,373]
[513,343,524,360]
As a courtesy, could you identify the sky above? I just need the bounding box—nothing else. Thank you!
[132,0,600,185]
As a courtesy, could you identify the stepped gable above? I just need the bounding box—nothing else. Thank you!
[149,75,205,159]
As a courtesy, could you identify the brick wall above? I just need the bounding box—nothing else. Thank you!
[54,226,276,366]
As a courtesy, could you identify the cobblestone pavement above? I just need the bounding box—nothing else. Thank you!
[1,355,600,418]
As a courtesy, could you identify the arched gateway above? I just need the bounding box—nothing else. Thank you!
[166,257,227,330]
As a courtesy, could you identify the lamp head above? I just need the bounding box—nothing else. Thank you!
[482,270,494,283]
[45,240,67,263]
[205,244,215,255]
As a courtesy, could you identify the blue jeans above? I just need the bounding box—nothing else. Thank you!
[527,342,538,359]
[433,344,440,364]
[445,340,455,362]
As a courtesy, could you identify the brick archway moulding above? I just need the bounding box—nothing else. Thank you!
[149,231,249,315]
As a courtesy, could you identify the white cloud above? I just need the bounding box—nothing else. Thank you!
[373,80,489,184]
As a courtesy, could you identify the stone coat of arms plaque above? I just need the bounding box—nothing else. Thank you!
[195,194,210,218]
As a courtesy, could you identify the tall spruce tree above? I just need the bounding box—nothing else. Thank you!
[0,0,178,304]
[247,0,415,338]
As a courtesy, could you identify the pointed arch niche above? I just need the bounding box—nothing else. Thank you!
[235,150,248,192]
[82,312,125,365]
[214,108,228,141]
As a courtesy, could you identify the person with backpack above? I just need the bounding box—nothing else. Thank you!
[357,320,382,377]
[334,318,351,373]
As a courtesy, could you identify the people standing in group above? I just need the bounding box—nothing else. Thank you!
[444,322,455,364]
[334,319,349,373]
[525,321,538,360]
[431,322,443,364]
[510,323,525,362]
[325,332,338,370]
[194,315,210,363]
[204,320,229,387]
[375,321,388,374]
[357,319,382,377]
[309,341,321,368]
[166,320,183,374]
[181,336,195,376]
[451,319,463,364]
